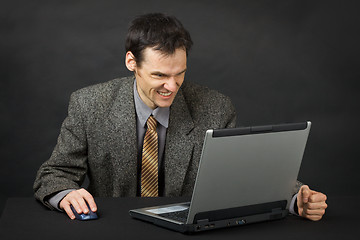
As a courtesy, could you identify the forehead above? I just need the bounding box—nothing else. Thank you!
[141,47,187,73]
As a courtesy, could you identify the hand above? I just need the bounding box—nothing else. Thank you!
[297,185,327,221]
[59,188,97,220]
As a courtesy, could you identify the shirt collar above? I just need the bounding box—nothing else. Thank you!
[133,79,169,128]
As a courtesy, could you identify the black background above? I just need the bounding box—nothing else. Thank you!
[1,0,359,216]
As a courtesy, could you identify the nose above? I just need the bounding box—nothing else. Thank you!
[164,77,178,92]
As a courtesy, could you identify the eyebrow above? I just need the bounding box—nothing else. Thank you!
[151,68,187,77]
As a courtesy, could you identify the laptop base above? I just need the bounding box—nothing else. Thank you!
[129,208,288,234]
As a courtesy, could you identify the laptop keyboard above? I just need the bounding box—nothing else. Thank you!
[158,208,189,223]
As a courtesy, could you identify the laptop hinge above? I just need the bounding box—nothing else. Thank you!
[196,219,209,224]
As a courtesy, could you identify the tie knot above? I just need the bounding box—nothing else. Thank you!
[147,115,157,131]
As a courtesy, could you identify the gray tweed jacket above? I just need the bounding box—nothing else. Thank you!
[33,76,237,209]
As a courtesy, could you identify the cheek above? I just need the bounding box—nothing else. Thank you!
[140,79,155,92]
[178,79,184,86]
[176,75,185,86]
[152,82,166,91]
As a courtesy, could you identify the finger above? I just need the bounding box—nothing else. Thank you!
[310,189,319,194]
[309,193,327,203]
[303,213,323,221]
[77,197,90,214]
[59,193,76,211]
[80,190,97,212]
[63,204,76,220]
[306,201,328,210]
[77,188,95,212]
[70,199,83,214]
[300,185,311,204]
[65,189,89,213]
[303,207,326,216]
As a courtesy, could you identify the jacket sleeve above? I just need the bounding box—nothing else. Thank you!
[33,92,88,209]
[225,97,237,129]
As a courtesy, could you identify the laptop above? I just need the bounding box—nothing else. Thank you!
[129,121,311,233]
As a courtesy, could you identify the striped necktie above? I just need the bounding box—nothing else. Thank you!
[141,115,158,197]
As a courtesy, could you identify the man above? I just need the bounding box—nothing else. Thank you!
[33,13,327,221]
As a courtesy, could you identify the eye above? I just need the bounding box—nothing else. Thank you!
[152,73,165,79]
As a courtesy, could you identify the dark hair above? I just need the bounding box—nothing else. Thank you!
[125,13,193,66]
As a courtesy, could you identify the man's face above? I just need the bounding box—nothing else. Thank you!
[127,47,187,109]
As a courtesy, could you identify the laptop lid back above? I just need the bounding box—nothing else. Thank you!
[186,122,311,224]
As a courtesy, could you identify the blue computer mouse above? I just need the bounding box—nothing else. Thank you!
[70,202,98,220]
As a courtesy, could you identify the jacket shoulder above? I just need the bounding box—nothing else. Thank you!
[73,76,133,98]
[181,81,233,110]
[179,81,236,127]
[69,76,134,110]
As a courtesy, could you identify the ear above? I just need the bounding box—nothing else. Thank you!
[125,51,137,72]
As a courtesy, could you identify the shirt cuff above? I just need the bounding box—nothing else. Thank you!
[48,189,76,211]
[289,193,299,216]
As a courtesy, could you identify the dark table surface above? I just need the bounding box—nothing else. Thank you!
[0,195,358,240]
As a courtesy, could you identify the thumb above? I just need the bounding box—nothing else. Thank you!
[299,185,311,204]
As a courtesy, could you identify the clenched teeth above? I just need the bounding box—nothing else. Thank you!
[158,91,172,96]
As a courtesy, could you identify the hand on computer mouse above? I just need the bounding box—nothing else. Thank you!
[70,202,98,220]
[59,188,98,220]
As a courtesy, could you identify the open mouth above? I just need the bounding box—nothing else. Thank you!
[158,91,172,97]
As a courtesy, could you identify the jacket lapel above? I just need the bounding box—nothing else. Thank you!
[164,87,195,196]
[107,76,138,196]
[105,76,195,196]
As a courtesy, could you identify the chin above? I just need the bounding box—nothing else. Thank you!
[156,103,172,108]
[155,100,174,108]
[153,96,173,107]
